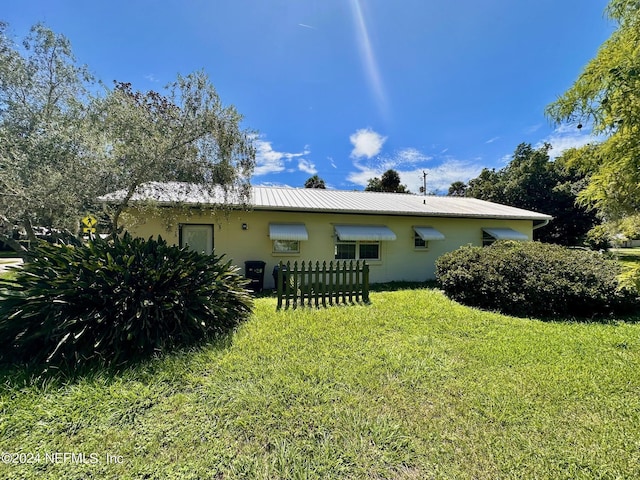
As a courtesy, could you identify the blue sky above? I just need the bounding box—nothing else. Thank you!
[4,1,613,193]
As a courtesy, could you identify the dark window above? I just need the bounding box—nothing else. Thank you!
[414,232,429,249]
[359,242,379,259]
[335,240,379,260]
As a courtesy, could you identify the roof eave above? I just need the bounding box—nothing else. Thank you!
[250,204,552,221]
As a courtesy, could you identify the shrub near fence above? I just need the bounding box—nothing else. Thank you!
[276,260,369,310]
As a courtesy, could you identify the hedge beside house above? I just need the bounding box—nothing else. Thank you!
[435,241,639,318]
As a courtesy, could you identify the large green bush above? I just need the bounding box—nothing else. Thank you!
[0,234,252,368]
[435,241,639,318]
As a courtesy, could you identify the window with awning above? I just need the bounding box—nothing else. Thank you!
[333,225,396,261]
[269,223,308,254]
[269,223,309,241]
[413,226,445,249]
[334,225,397,241]
[482,227,528,246]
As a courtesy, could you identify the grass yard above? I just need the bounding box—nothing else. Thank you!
[1,288,639,479]
[612,247,640,271]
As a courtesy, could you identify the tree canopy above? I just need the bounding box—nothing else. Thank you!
[447,181,468,197]
[546,0,640,218]
[0,23,98,250]
[99,75,255,233]
[365,169,410,193]
[0,23,256,250]
[304,175,326,189]
[454,143,597,245]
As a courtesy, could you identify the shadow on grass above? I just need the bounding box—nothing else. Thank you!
[369,280,438,292]
[446,298,640,324]
[0,331,236,389]
[251,280,439,298]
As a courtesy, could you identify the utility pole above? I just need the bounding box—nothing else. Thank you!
[422,171,428,196]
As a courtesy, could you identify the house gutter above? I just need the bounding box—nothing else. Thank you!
[533,219,551,230]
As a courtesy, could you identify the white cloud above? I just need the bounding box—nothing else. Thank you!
[409,161,483,194]
[347,145,433,188]
[347,163,381,187]
[347,158,483,194]
[485,136,500,144]
[253,139,310,176]
[537,124,602,158]
[144,74,160,83]
[349,128,386,159]
[346,141,478,194]
[498,153,512,166]
[524,123,542,134]
[394,148,432,164]
[298,159,317,175]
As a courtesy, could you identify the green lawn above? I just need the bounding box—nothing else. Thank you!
[1,288,639,479]
[612,247,640,270]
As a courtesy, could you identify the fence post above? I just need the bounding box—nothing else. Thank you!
[341,261,348,304]
[354,260,361,303]
[328,261,334,306]
[291,261,304,310]
[312,261,319,308]
[284,261,291,310]
[300,260,307,307]
[306,260,312,307]
[363,261,370,303]
[348,260,354,303]
[336,261,344,305]
[321,261,327,308]
[277,260,283,310]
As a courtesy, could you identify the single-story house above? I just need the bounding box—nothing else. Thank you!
[100,182,552,288]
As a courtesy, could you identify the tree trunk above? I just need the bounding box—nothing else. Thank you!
[23,217,37,243]
[0,233,27,253]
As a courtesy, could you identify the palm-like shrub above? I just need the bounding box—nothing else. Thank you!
[0,234,252,368]
[435,241,639,318]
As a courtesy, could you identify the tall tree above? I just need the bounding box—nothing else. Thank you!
[0,23,98,250]
[0,23,257,251]
[465,143,597,245]
[365,169,410,193]
[546,0,640,218]
[447,180,468,197]
[304,175,326,189]
[465,168,502,202]
[98,73,256,233]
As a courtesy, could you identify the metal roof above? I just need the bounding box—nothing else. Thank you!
[99,182,553,221]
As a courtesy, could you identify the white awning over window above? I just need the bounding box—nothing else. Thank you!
[413,226,445,241]
[334,225,397,241]
[482,228,528,241]
[269,223,309,241]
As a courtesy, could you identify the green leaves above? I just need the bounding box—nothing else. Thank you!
[464,143,597,246]
[546,1,640,218]
[0,23,100,242]
[436,241,639,318]
[0,234,253,369]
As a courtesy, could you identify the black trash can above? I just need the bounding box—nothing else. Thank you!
[245,261,266,293]
[272,264,289,291]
